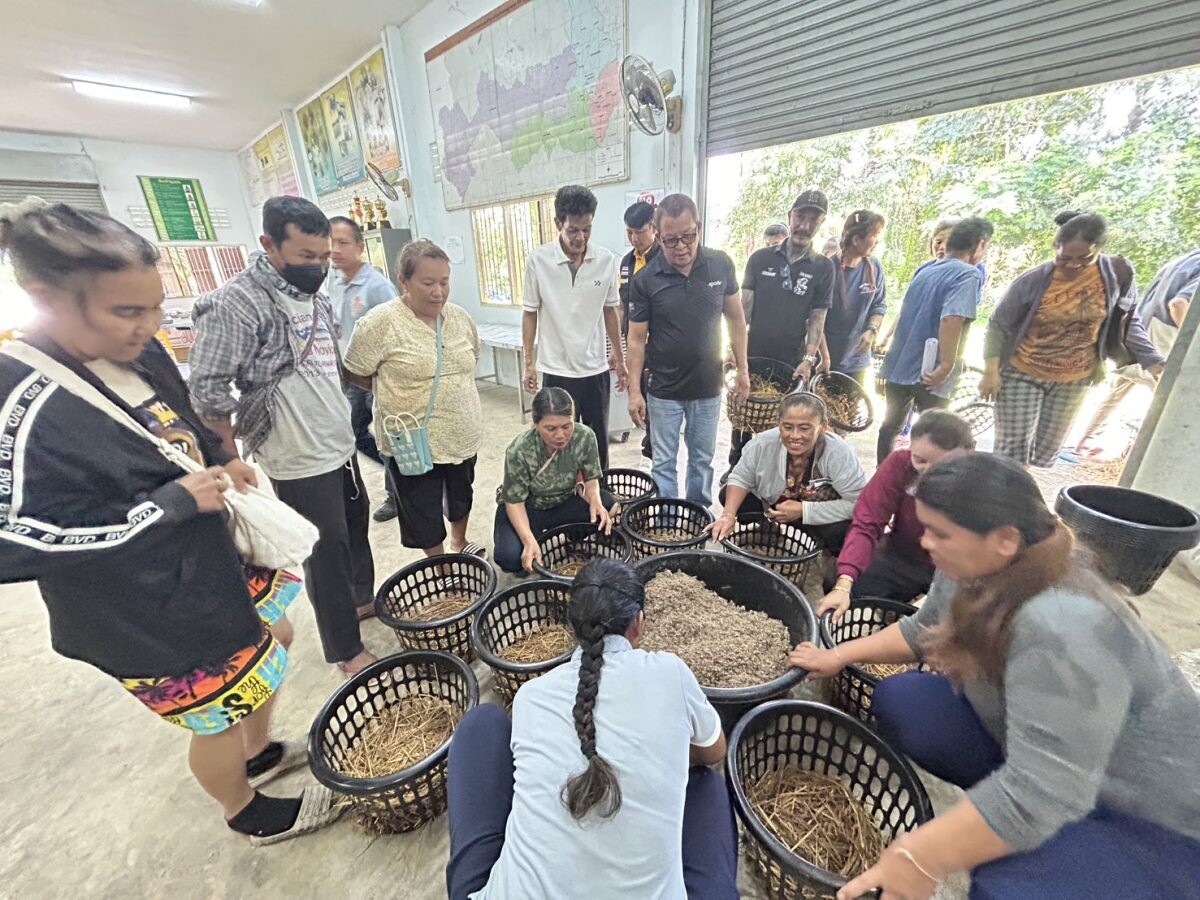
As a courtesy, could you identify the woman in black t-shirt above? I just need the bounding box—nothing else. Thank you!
[0,199,340,844]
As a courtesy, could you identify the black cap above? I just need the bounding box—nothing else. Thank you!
[790,190,828,213]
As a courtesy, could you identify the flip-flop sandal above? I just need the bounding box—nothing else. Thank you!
[249,785,348,847]
[248,740,310,790]
[459,542,488,559]
[356,603,377,622]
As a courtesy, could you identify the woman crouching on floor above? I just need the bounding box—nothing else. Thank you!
[444,557,739,899]
[791,452,1200,899]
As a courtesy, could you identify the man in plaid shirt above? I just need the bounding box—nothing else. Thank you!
[189,196,377,679]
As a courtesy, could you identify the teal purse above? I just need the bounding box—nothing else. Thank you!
[382,315,443,476]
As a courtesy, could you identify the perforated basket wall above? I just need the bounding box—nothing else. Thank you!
[720,514,822,587]
[818,599,917,723]
[728,700,934,899]
[470,580,575,706]
[810,372,873,434]
[374,554,497,661]
[621,497,714,559]
[602,468,657,506]
[307,650,479,833]
[532,522,633,581]
[727,357,797,433]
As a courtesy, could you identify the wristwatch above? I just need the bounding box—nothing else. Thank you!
[802,355,819,366]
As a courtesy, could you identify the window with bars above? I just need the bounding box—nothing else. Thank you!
[470,196,557,307]
[155,244,248,300]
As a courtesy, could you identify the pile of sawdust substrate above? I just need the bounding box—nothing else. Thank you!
[641,570,791,688]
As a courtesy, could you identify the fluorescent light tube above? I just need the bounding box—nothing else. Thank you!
[72,80,192,109]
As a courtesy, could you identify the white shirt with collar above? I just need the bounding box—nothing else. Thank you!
[473,634,722,900]
[523,239,621,378]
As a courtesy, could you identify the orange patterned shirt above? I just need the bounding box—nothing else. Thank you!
[1011,264,1106,381]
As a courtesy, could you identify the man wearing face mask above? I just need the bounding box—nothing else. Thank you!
[190,196,377,679]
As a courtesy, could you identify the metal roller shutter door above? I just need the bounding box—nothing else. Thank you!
[0,180,106,211]
[706,0,1200,157]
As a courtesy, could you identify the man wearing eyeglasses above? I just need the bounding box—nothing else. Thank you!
[725,191,836,474]
[523,184,628,469]
[626,194,749,505]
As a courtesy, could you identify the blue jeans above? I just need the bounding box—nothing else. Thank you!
[647,394,721,506]
[446,704,739,900]
[873,672,1200,899]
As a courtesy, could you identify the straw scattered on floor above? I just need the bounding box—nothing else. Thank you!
[641,571,791,688]
[337,694,460,780]
[403,591,475,621]
[500,623,575,664]
[748,765,887,877]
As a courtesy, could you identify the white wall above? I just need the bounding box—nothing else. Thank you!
[0,130,257,248]
[383,0,701,335]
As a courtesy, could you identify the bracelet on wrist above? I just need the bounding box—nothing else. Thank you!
[893,847,942,885]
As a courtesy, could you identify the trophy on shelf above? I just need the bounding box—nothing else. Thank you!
[375,199,391,230]
[364,202,377,230]
[352,193,365,227]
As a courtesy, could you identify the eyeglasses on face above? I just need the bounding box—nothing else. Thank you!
[661,231,698,249]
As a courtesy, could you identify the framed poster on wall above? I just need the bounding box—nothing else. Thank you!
[320,78,365,188]
[138,176,215,242]
[298,96,338,196]
[349,49,403,177]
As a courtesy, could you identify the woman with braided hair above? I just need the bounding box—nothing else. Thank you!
[445,557,739,899]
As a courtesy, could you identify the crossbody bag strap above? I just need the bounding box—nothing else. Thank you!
[421,314,444,427]
[0,340,203,475]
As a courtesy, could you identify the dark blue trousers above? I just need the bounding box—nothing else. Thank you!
[492,491,616,575]
[446,704,739,900]
[872,671,1200,900]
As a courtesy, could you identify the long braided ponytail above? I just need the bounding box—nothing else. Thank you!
[561,557,645,820]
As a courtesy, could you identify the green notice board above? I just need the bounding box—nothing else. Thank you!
[138,176,216,241]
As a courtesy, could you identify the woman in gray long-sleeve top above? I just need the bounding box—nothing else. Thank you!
[790,452,1200,900]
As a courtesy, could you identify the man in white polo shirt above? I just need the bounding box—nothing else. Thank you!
[522,184,627,468]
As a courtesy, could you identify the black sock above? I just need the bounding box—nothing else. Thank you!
[227,792,301,837]
[245,741,284,778]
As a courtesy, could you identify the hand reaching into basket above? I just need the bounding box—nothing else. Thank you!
[788,641,846,678]
[837,843,941,900]
[520,538,544,574]
[589,499,613,535]
[818,585,853,623]
[707,512,737,543]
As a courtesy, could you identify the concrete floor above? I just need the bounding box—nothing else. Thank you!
[1,380,1197,899]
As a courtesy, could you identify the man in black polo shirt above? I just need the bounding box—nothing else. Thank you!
[619,200,661,458]
[627,193,749,505]
[726,190,836,471]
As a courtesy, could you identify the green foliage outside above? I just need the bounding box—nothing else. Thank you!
[716,68,1200,325]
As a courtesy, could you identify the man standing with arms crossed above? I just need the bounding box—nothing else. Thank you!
[626,193,750,505]
[727,190,835,475]
[523,185,627,469]
[325,215,399,521]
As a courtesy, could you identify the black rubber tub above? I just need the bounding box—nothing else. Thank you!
[819,599,918,723]
[1056,484,1200,595]
[728,700,934,899]
[470,580,575,706]
[308,650,479,833]
[634,550,815,732]
[532,521,633,581]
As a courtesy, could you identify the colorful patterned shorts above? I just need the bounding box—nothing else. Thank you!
[245,565,301,626]
[121,628,288,735]
[120,567,299,735]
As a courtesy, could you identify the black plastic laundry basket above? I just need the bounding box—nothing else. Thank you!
[308,650,478,833]
[470,580,575,706]
[719,513,822,587]
[819,599,918,722]
[621,497,714,559]
[728,700,934,899]
[727,357,798,434]
[532,522,633,581]
[810,372,873,433]
[374,554,497,661]
[1056,484,1200,595]
[634,550,814,732]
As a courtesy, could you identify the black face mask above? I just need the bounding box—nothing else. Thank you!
[279,262,328,295]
